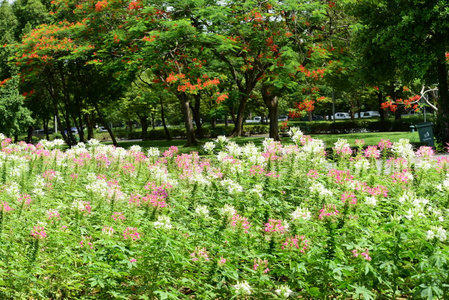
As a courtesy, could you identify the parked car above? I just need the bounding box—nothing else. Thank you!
[245,116,262,124]
[63,127,78,134]
[364,111,381,117]
[278,115,288,122]
[32,129,45,135]
[355,111,381,118]
[331,112,351,120]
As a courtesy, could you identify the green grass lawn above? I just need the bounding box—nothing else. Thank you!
[108,131,421,153]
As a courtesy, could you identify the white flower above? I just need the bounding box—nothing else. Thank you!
[241,143,259,158]
[226,142,241,158]
[85,179,109,198]
[220,204,236,217]
[203,142,215,154]
[195,205,209,217]
[309,182,332,197]
[288,127,303,145]
[216,135,228,145]
[292,207,311,221]
[50,139,66,149]
[435,226,447,241]
[275,285,293,298]
[354,159,370,172]
[426,226,446,241]
[87,139,100,147]
[0,133,5,141]
[189,174,211,186]
[5,182,20,198]
[154,215,172,230]
[73,142,86,149]
[365,196,377,207]
[221,179,243,194]
[71,199,85,211]
[398,191,415,204]
[147,147,160,158]
[404,209,414,220]
[129,145,142,153]
[249,184,263,198]
[233,281,251,295]
[391,139,415,160]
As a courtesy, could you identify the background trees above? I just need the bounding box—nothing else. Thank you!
[350,0,449,143]
[1,0,447,144]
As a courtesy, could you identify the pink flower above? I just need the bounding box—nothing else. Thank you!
[352,249,372,261]
[364,146,380,159]
[307,169,319,179]
[190,247,210,262]
[264,219,287,234]
[355,139,365,148]
[47,209,60,220]
[282,235,308,253]
[112,212,126,222]
[130,258,137,263]
[416,146,434,159]
[253,258,269,272]
[0,201,12,212]
[219,257,227,265]
[18,194,32,206]
[231,214,251,233]
[341,192,357,205]
[31,226,47,239]
[123,227,141,241]
[318,204,339,220]
[378,139,392,151]
[102,226,114,236]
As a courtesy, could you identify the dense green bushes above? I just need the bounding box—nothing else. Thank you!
[289,116,434,134]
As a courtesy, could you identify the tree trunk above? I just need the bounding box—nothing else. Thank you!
[436,42,449,144]
[85,113,95,140]
[151,112,155,130]
[230,106,236,126]
[376,91,385,121]
[139,115,148,141]
[178,92,197,146]
[75,95,84,142]
[262,87,280,140]
[231,96,248,137]
[160,97,171,141]
[192,94,203,139]
[95,103,117,146]
[127,121,133,132]
[43,117,49,140]
[58,62,76,146]
[27,125,33,143]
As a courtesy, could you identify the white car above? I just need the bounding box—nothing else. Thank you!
[355,111,381,118]
[331,112,351,120]
[278,115,288,122]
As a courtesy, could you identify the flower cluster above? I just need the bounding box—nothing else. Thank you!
[123,227,141,241]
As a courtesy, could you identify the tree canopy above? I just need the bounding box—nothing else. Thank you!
[1,0,449,143]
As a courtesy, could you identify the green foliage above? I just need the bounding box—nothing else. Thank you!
[0,76,33,136]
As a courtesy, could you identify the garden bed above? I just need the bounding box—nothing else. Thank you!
[0,131,447,299]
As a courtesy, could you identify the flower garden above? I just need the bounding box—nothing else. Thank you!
[0,129,448,299]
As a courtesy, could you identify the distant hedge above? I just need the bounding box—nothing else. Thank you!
[289,116,433,134]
